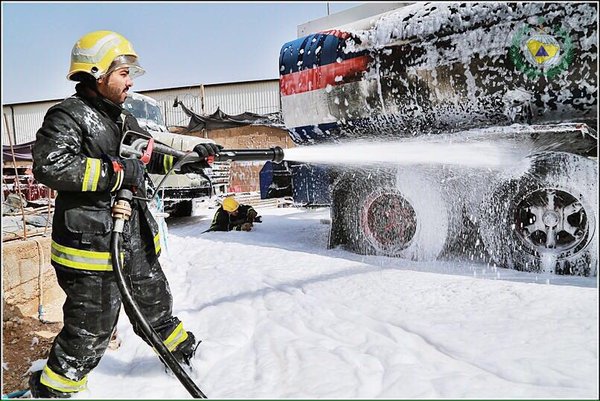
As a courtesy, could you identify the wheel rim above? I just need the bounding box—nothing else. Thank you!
[515,188,589,255]
[362,192,417,252]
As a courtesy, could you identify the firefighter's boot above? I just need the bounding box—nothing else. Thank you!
[173,332,200,367]
[29,370,72,399]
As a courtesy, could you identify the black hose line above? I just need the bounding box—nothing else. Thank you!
[111,198,206,398]
[108,142,285,398]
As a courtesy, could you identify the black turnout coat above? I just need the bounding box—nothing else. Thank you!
[33,84,170,273]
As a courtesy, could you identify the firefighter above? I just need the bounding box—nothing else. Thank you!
[208,197,259,232]
[29,31,220,398]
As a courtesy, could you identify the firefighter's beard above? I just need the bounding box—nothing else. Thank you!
[97,73,131,105]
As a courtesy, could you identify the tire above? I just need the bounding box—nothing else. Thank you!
[167,200,193,218]
[478,152,598,276]
[330,167,450,261]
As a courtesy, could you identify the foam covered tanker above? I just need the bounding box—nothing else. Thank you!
[266,2,598,276]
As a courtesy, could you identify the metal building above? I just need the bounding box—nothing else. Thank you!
[2,79,281,146]
[2,100,60,145]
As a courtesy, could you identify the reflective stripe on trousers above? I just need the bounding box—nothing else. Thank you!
[163,322,189,351]
[40,365,87,393]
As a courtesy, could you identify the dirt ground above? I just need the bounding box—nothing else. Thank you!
[2,315,62,395]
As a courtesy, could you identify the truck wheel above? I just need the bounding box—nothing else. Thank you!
[168,200,193,218]
[479,152,598,276]
[332,168,449,260]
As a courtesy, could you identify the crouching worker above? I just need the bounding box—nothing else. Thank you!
[28,31,220,398]
[208,197,260,232]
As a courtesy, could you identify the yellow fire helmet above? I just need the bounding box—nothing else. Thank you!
[67,30,145,81]
[222,197,240,213]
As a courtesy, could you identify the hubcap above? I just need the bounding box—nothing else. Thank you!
[542,210,559,227]
[362,192,417,252]
[516,188,588,253]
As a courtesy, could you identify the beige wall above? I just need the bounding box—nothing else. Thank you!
[187,125,295,193]
[2,237,65,321]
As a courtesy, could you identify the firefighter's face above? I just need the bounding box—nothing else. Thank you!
[97,67,133,105]
[228,209,239,216]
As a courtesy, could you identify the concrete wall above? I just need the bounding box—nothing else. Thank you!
[2,237,65,322]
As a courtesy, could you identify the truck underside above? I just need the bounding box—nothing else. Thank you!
[275,2,598,276]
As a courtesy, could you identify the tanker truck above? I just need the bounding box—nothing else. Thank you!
[266,2,598,276]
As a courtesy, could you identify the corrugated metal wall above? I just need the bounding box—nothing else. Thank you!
[139,87,203,128]
[204,80,280,116]
[2,80,281,145]
[3,100,60,145]
[142,80,280,128]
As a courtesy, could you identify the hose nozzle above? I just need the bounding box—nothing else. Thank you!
[215,146,284,163]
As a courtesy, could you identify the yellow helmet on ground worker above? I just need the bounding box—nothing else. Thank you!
[67,30,145,81]
[222,197,240,213]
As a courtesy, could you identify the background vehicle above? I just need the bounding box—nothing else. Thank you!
[266,2,598,276]
[124,92,230,216]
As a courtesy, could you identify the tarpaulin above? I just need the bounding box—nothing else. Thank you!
[3,140,35,161]
[174,99,283,132]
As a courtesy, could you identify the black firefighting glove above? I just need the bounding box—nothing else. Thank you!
[105,154,145,192]
[121,158,146,189]
[181,143,223,172]
[247,209,258,223]
[194,143,223,167]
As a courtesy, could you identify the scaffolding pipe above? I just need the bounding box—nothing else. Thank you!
[3,112,27,239]
[43,187,52,235]
[33,238,48,323]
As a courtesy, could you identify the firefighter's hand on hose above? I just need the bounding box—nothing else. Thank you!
[247,209,258,222]
[121,158,145,190]
[190,143,223,169]
[240,222,253,231]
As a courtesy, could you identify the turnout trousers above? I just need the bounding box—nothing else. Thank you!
[42,211,188,393]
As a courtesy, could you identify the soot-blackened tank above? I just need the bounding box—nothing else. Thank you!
[280,2,597,142]
[277,2,598,277]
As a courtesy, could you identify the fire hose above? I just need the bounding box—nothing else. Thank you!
[110,132,284,398]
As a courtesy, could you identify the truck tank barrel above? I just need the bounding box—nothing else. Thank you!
[279,2,597,144]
